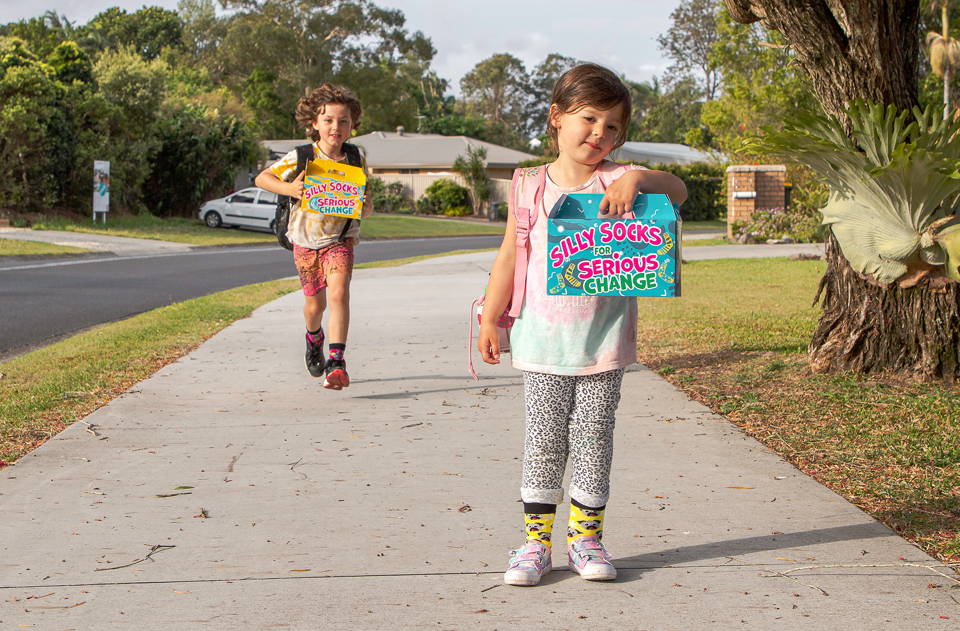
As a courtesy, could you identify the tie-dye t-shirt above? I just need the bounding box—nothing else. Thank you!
[509,168,639,376]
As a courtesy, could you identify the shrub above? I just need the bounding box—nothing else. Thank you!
[734,177,828,243]
[423,178,469,212]
[366,177,413,213]
[734,206,825,243]
[442,206,472,217]
[643,162,725,222]
[416,196,438,214]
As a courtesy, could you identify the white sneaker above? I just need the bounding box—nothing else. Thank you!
[568,536,617,581]
[504,540,552,586]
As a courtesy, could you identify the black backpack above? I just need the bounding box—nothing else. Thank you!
[274,142,364,250]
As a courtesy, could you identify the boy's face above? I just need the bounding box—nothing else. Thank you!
[550,102,625,166]
[312,103,354,153]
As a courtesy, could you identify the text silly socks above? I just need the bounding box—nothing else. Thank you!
[567,500,605,546]
[523,502,556,547]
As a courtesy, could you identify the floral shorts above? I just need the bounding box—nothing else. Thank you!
[292,242,354,296]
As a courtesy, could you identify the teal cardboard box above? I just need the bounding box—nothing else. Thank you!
[546,193,681,297]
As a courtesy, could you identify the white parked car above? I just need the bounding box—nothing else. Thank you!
[198,187,279,232]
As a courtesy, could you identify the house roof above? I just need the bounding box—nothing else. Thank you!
[261,132,536,168]
[610,142,723,165]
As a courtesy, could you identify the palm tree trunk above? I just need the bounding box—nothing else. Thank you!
[810,237,960,382]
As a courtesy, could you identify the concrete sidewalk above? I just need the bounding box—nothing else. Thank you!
[0,251,954,630]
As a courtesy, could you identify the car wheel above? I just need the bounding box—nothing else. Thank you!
[204,211,222,228]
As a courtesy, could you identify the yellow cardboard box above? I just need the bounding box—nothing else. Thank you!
[301,159,366,219]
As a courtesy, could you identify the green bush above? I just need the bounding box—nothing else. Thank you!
[642,162,725,222]
[442,205,472,217]
[366,177,413,214]
[733,177,827,243]
[416,196,438,214]
[423,178,469,212]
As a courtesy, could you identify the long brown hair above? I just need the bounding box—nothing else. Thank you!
[547,64,631,152]
[295,84,362,142]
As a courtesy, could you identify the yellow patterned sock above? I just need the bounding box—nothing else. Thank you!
[567,503,605,546]
[524,511,556,548]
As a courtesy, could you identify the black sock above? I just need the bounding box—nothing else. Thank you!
[523,502,557,514]
[570,498,605,512]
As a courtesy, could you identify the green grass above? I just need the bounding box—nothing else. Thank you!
[357,214,503,238]
[25,213,503,246]
[636,258,960,563]
[683,219,726,232]
[0,238,94,256]
[682,238,731,247]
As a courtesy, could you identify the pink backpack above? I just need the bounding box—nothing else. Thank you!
[468,160,633,379]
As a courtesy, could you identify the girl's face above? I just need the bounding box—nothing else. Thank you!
[550,102,625,165]
[312,103,354,155]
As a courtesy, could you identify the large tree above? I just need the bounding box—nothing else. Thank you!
[460,53,532,148]
[724,1,960,382]
[657,0,722,101]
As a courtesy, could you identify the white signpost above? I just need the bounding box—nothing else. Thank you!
[93,160,110,223]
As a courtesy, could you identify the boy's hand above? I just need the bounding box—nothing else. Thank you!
[288,170,305,198]
[477,323,501,364]
[599,170,642,217]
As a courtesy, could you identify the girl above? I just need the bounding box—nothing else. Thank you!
[477,64,687,586]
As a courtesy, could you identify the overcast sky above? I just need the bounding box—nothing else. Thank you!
[1,1,679,93]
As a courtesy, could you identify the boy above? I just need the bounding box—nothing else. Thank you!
[255,84,372,390]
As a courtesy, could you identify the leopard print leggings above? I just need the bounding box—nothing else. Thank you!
[520,369,624,507]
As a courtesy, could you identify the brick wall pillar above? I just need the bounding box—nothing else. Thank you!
[725,165,786,238]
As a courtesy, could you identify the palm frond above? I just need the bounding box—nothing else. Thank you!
[754,101,960,284]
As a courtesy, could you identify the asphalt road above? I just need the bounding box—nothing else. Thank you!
[0,236,502,360]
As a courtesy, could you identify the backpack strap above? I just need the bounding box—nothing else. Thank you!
[342,142,363,167]
[508,166,547,318]
[295,144,314,180]
[336,142,364,240]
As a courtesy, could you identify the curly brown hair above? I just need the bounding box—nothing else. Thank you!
[295,84,362,142]
[546,64,631,153]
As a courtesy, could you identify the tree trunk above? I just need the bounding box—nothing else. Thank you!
[723,1,919,121]
[725,1,960,382]
[811,237,960,382]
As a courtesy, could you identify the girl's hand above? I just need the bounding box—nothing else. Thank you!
[599,170,642,217]
[288,170,305,198]
[477,323,501,364]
